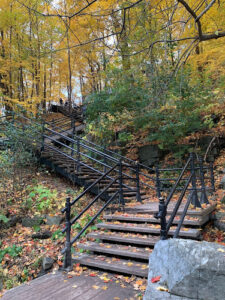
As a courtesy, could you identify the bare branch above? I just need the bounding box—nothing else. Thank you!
[195,0,216,22]
[177,0,203,38]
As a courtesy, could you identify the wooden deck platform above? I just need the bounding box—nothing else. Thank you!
[2,272,139,300]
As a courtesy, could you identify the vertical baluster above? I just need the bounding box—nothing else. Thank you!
[190,153,201,208]
[119,160,124,206]
[64,197,72,270]
[210,161,215,192]
[199,156,209,204]
[155,166,161,198]
[136,162,141,202]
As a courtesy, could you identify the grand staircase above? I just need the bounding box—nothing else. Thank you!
[0,108,217,278]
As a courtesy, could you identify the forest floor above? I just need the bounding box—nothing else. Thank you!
[0,150,224,299]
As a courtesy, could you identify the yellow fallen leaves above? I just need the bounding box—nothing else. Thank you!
[156,286,169,292]
[92,285,100,290]
[127,262,133,267]
[218,248,225,253]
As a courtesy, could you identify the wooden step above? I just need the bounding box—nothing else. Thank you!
[96,222,201,238]
[103,214,208,226]
[87,232,159,246]
[77,242,151,260]
[127,202,216,216]
[73,253,148,277]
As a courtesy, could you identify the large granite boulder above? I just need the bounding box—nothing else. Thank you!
[144,239,225,300]
[138,145,164,167]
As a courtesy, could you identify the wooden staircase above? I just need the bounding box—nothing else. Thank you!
[1,111,216,278]
[73,202,215,277]
[39,113,216,278]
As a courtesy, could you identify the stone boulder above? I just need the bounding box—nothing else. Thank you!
[138,145,164,167]
[42,257,54,271]
[22,217,43,227]
[144,239,225,300]
[220,175,225,189]
[45,215,64,226]
[213,211,225,231]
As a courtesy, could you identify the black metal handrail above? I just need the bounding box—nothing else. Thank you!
[61,163,121,269]
[1,111,215,201]
[155,153,212,240]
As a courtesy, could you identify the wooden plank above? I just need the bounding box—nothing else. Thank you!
[78,242,151,260]
[124,202,216,217]
[2,271,138,300]
[97,223,201,238]
[87,232,159,246]
[103,214,209,226]
[73,253,149,277]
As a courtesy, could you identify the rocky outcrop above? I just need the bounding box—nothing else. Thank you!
[138,145,165,167]
[144,239,225,300]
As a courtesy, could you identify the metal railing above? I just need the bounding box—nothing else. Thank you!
[0,111,216,204]
[155,153,212,240]
[61,164,121,269]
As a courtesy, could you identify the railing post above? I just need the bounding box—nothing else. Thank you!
[64,197,72,270]
[155,166,161,198]
[76,137,80,172]
[199,156,209,204]
[210,161,215,192]
[119,160,124,206]
[190,153,201,208]
[158,197,167,240]
[135,162,141,202]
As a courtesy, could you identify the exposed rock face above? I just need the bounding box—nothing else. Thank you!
[144,239,225,300]
[138,145,164,167]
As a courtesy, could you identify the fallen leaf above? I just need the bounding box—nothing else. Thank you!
[92,285,100,290]
[151,276,161,283]
[218,248,225,253]
[156,286,169,292]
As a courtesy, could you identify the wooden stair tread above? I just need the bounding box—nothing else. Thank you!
[124,202,216,217]
[77,242,151,260]
[96,222,201,238]
[103,214,208,226]
[72,253,148,277]
[87,232,159,246]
